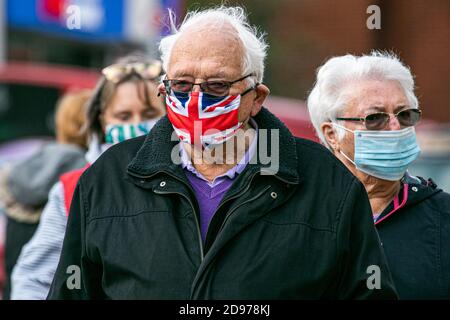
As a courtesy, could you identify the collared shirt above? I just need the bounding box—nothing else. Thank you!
[180,118,258,187]
[180,118,258,242]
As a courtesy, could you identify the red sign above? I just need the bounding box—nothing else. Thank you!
[38,0,66,22]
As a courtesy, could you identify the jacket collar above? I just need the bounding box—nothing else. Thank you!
[127,107,300,184]
[376,172,442,225]
[401,172,442,206]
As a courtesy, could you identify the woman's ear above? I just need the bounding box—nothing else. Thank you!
[321,122,340,153]
[250,84,270,117]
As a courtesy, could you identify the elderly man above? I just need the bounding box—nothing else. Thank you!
[307,52,450,299]
[48,7,396,299]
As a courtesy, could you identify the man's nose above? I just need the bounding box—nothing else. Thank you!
[192,83,202,92]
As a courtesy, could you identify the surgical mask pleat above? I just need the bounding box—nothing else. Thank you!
[332,123,421,180]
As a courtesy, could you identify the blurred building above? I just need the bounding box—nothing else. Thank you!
[189,0,449,124]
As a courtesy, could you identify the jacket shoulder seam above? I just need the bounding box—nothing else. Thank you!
[261,218,335,233]
[86,210,169,224]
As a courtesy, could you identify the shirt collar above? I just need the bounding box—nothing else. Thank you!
[180,118,259,187]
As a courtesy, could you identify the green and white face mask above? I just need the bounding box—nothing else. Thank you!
[105,119,160,144]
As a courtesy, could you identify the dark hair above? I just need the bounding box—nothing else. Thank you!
[84,54,163,143]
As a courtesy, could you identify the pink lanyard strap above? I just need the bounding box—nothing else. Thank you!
[375,183,409,225]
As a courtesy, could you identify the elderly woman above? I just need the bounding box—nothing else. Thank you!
[307,52,450,299]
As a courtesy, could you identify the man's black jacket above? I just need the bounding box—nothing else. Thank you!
[48,107,397,299]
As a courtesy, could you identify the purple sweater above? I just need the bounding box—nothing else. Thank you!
[180,119,258,242]
[184,173,234,242]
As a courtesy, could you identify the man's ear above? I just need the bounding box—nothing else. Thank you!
[157,83,166,97]
[250,84,270,117]
[321,122,340,152]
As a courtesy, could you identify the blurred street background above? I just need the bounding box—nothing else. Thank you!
[0,0,449,296]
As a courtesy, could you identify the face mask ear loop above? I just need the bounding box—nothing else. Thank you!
[331,122,357,166]
[332,122,355,134]
[339,150,356,166]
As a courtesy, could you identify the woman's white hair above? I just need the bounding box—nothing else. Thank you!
[307,51,419,149]
[159,6,268,85]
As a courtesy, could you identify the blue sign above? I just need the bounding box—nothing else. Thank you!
[6,0,177,42]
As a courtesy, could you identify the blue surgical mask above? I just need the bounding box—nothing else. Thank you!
[105,119,160,144]
[333,123,421,181]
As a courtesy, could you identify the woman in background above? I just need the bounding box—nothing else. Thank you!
[10,55,165,300]
[0,89,90,299]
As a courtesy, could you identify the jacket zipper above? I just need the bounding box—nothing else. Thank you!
[128,171,204,261]
[209,171,260,230]
[190,183,271,299]
[214,171,293,236]
[216,184,272,236]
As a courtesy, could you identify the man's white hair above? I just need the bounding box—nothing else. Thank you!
[307,51,419,149]
[159,6,268,85]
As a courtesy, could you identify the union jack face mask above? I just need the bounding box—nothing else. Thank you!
[166,91,249,148]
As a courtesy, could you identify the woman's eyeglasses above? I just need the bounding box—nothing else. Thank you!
[163,74,254,96]
[336,108,422,130]
[102,61,163,84]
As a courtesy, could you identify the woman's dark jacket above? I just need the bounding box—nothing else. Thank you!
[375,174,450,299]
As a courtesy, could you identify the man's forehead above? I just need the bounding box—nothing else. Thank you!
[168,25,244,77]
[173,27,242,55]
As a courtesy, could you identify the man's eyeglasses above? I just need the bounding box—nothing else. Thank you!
[163,74,254,96]
[102,61,163,84]
[336,108,422,130]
